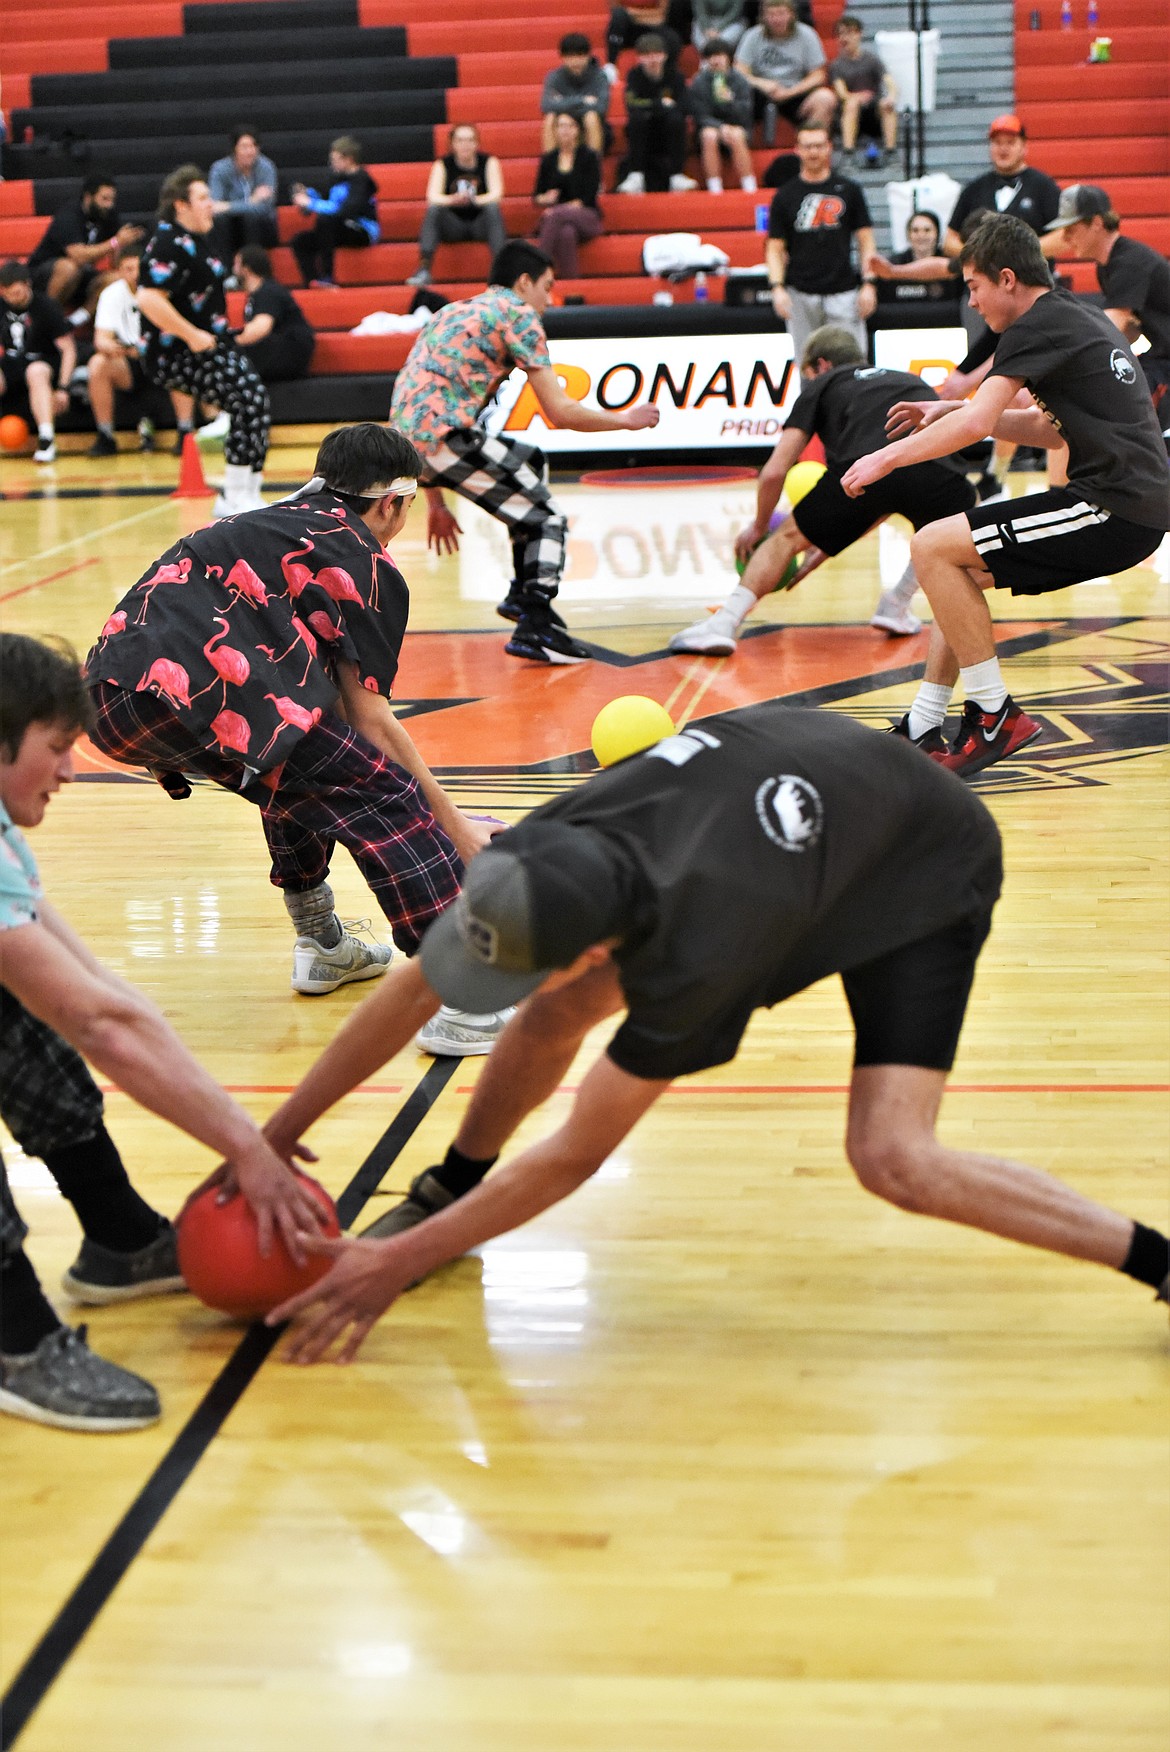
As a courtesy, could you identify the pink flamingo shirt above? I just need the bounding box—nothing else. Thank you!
[85,491,409,777]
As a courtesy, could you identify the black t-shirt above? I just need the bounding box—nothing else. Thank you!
[784,363,960,473]
[990,288,1170,530]
[768,175,872,294]
[1097,234,1170,363]
[525,703,1002,1081]
[624,65,689,114]
[28,199,121,271]
[139,220,230,372]
[0,292,69,366]
[244,278,314,343]
[876,247,949,305]
[950,167,1060,238]
[534,146,601,211]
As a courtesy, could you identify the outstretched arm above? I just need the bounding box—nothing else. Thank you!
[527,365,660,434]
[842,373,1023,496]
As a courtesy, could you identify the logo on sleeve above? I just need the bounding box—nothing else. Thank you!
[755,775,824,851]
[1109,348,1136,385]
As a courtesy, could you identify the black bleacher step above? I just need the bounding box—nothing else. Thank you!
[109,24,407,69]
[31,56,456,110]
[6,123,436,183]
[182,0,357,31]
[12,90,446,144]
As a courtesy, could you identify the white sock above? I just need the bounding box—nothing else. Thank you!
[249,468,266,498]
[959,657,1008,714]
[907,681,954,740]
[721,584,758,629]
[889,559,918,608]
[222,462,252,501]
[706,177,723,193]
[37,424,53,443]
[742,174,758,192]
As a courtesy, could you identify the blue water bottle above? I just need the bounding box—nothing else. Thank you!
[1060,0,1072,26]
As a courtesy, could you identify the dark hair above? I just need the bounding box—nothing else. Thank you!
[231,125,260,148]
[907,208,941,245]
[313,424,422,499]
[802,324,864,368]
[157,164,207,222]
[81,173,116,199]
[959,212,1053,288]
[330,135,364,164]
[635,31,666,51]
[0,634,93,759]
[958,205,992,243]
[701,36,733,57]
[236,244,272,278]
[559,31,591,55]
[0,259,32,288]
[115,241,143,264]
[551,110,583,136]
[490,240,553,288]
[835,12,863,29]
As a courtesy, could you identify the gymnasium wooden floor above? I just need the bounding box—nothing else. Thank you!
[1,442,1167,1751]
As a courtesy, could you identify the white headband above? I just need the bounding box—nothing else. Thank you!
[293,473,418,500]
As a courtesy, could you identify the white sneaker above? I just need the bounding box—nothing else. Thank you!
[415,1004,516,1057]
[212,493,255,518]
[669,614,738,656]
[669,174,699,192]
[196,411,230,446]
[291,928,393,995]
[869,592,923,637]
[616,171,645,195]
[603,61,619,84]
[33,439,56,464]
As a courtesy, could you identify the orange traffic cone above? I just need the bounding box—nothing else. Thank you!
[171,431,214,499]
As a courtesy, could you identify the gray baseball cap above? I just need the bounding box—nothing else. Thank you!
[419,822,631,1013]
[1043,184,1113,233]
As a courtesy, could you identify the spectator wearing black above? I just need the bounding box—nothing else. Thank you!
[616,35,697,195]
[690,38,757,193]
[208,127,279,260]
[540,33,612,155]
[766,122,876,360]
[946,116,1060,255]
[1046,183,1170,451]
[233,246,316,384]
[290,137,380,290]
[605,2,685,75]
[533,115,604,280]
[829,14,897,166]
[0,259,75,464]
[26,174,143,312]
[875,209,951,307]
[407,125,507,289]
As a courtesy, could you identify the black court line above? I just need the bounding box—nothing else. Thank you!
[0,481,308,504]
[0,1055,459,1751]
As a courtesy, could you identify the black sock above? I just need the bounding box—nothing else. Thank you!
[1120,1222,1170,1291]
[42,1124,163,1252]
[431,1144,498,1199]
[0,1250,64,1355]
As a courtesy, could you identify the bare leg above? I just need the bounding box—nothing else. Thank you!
[24,360,55,433]
[909,514,997,667]
[700,127,722,187]
[846,1064,1134,1268]
[87,353,130,428]
[45,257,82,306]
[540,113,556,153]
[840,93,861,151]
[581,111,604,154]
[726,126,755,187]
[880,97,897,152]
[740,518,811,601]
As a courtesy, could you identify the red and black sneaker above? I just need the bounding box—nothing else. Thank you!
[889,714,948,760]
[941,696,1043,778]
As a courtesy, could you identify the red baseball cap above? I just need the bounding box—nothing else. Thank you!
[988,113,1025,137]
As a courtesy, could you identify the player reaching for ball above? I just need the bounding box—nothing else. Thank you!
[256,701,1167,1363]
[670,326,978,656]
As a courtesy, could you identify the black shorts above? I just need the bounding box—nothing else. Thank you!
[0,355,42,409]
[967,487,1164,596]
[793,460,975,556]
[843,910,993,1073]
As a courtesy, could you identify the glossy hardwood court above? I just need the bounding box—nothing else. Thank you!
[1,442,1168,1751]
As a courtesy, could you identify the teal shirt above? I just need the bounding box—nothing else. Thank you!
[0,799,41,934]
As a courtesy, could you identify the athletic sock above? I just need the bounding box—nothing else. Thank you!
[284,882,343,948]
[37,424,53,444]
[722,584,758,628]
[1120,1221,1170,1291]
[706,177,723,193]
[889,559,918,608]
[742,175,758,192]
[959,658,1008,714]
[96,421,115,439]
[222,461,252,502]
[0,1250,64,1356]
[431,1144,498,1200]
[43,1124,162,1252]
[907,681,954,740]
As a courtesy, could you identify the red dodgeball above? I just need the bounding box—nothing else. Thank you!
[177,1170,340,1319]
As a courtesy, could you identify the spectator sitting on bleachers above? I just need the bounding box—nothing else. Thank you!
[233,246,316,384]
[1045,184,1170,451]
[829,14,896,168]
[26,174,143,315]
[290,136,380,290]
[533,114,604,280]
[86,245,194,457]
[874,209,950,306]
[407,125,507,289]
[692,0,748,55]
[616,34,697,196]
[0,259,75,464]
[208,127,279,261]
[540,33,612,156]
[605,2,685,77]
[735,0,836,144]
[690,38,757,194]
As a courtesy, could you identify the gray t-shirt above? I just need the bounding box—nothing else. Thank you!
[735,19,825,86]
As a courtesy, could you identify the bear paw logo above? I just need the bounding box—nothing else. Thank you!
[755,775,824,851]
[1109,347,1136,386]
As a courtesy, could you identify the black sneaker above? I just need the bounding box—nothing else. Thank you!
[941,696,1043,778]
[61,1218,185,1305]
[0,1325,161,1431]
[890,713,948,759]
[360,1169,457,1242]
[88,431,118,458]
[505,616,591,664]
[497,591,567,629]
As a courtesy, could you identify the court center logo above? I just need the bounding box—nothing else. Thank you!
[1109,347,1137,385]
[755,775,824,851]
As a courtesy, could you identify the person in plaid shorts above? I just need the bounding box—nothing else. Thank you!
[391,241,660,664]
[85,424,506,1053]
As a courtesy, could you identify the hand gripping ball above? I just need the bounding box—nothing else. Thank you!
[177,1170,340,1319]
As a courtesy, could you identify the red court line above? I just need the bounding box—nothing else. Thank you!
[100,1083,405,1095]
[0,557,98,604]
